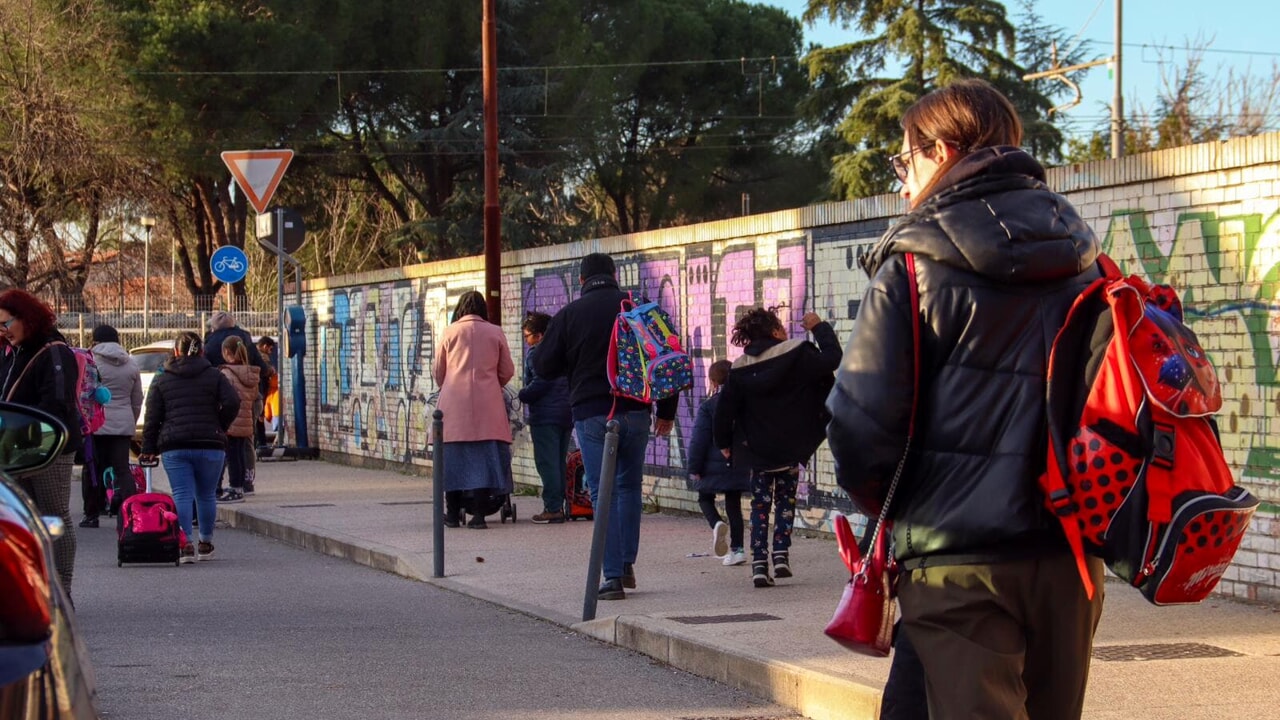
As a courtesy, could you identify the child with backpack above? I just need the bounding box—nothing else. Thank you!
[714,307,841,588]
[687,360,750,566]
[82,325,141,528]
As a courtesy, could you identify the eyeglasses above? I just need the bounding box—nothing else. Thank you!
[889,146,930,183]
[0,317,15,330]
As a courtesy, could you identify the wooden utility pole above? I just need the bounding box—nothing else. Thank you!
[482,0,501,323]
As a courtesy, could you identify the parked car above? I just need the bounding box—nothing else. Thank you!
[128,339,173,443]
[130,338,278,444]
[0,402,100,718]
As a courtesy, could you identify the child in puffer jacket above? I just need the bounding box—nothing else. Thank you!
[216,336,260,503]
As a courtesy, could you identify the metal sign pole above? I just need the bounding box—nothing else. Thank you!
[276,208,288,448]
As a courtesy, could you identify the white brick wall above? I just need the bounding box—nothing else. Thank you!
[295,132,1280,601]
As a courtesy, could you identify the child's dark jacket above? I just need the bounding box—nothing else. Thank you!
[687,393,750,493]
[713,322,841,470]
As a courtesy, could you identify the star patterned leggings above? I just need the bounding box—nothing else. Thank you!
[749,465,798,562]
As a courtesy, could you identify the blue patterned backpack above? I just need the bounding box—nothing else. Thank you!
[606,294,693,412]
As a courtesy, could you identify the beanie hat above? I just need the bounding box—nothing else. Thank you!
[579,252,616,279]
[209,311,236,331]
[91,325,119,344]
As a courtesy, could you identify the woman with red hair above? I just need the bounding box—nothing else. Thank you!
[0,289,84,595]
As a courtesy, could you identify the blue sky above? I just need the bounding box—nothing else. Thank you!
[757,0,1278,137]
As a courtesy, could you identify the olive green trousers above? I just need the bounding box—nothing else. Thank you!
[897,551,1105,720]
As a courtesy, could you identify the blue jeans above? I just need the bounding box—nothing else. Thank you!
[164,449,225,544]
[576,410,651,580]
[530,424,573,513]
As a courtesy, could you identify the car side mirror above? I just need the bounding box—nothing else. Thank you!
[0,402,67,475]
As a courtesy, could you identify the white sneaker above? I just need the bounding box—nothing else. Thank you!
[712,521,729,558]
[723,550,747,566]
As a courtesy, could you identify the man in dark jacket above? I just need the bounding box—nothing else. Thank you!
[534,252,680,600]
[714,307,840,587]
[519,311,573,524]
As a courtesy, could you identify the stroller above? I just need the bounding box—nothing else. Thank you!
[462,491,517,524]
[428,387,521,524]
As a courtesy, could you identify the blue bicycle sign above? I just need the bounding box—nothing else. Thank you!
[210,246,249,284]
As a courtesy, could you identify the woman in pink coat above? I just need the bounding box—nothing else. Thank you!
[433,290,515,528]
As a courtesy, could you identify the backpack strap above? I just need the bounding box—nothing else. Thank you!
[1041,266,1125,600]
[861,253,922,557]
[4,341,66,404]
[1097,253,1123,279]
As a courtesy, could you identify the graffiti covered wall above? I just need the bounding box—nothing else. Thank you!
[296,134,1280,600]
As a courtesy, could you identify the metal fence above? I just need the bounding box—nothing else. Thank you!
[57,310,282,350]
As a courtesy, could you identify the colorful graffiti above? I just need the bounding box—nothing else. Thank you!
[296,198,1280,521]
[1101,205,1280,495]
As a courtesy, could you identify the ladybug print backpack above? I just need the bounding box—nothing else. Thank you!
[1042,254,1257,606]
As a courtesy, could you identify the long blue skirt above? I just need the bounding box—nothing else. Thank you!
[441,441,513,494]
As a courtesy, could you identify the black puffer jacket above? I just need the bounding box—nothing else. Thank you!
[140,355,240,454]
[826,147,1101,567]
[714,323,841,470]
[0,331,83,455]
[534,275,678,423]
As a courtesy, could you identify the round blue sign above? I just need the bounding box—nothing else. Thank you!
[210,246,249,284]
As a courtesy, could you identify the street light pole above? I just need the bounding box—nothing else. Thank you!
[140,216,155,338]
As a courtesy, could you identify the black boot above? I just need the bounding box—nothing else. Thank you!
[443,491,462,528]
[443,508,461,528]
[467,514,488,529]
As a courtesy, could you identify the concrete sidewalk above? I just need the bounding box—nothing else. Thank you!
[206,460,1280,720]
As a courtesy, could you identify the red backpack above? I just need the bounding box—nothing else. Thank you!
[1042,254,1257,606]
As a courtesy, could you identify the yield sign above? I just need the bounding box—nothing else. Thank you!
[221,149,293,214]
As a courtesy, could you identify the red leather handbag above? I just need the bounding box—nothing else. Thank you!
[823,253,920,656]
[824,513,897,655]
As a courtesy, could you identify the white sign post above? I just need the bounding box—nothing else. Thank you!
[222,149,295,451]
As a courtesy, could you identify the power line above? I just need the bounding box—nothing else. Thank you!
[1084,40,1280,59]
[128,55,802,77]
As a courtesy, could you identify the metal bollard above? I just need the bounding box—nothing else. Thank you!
[582,419,621,622]
[432,409,445,578]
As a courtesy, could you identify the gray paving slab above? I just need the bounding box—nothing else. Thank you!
[214,459,1280,720]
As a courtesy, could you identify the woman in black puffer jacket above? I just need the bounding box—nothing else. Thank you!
[826,79,1104,720]
[0,289,84,594]
[139,331,239,564]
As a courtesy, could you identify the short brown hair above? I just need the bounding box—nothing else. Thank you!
[522,311,551,335]
[708,359,732,385]
[902,78,1022,203]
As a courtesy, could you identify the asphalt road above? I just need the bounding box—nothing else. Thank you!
[72,519,799,720]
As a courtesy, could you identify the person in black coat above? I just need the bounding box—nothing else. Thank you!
[687,360,750,566]
[0,289,84,594]
[534,252,681,601]
[714,307,841,588]
[139,331,240,564]
[825,79,1104,720]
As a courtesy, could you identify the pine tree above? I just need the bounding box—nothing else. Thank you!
[801,0,1058,198]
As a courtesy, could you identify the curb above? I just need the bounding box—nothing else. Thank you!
[219,505,883,720]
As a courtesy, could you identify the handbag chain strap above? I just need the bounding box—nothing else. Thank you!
[862,252,922,557]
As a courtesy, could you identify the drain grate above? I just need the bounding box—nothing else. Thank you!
[669,613,782,625]
[1092,642,1242,661]
[277,503,337,509]
[378,500,430,506]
